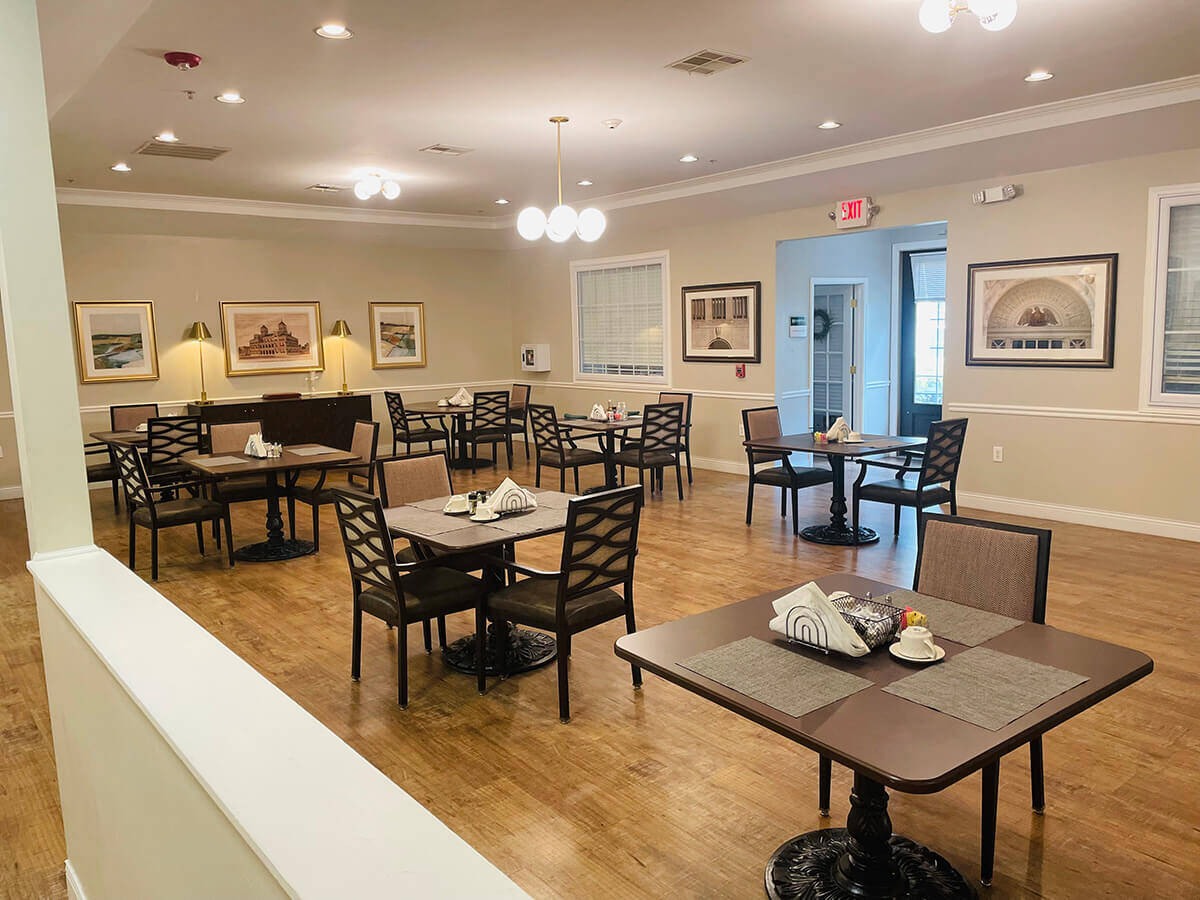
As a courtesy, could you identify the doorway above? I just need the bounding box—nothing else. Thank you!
[897,248,947,436]
[810,281,863,430]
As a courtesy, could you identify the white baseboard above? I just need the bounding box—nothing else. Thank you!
[956,490,1200,543]
[0,485,21,501]
[690,455,744,475]
[65,860,87,900]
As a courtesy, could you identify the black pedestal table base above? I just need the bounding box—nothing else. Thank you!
[448,457,495,471]
[800,525,879,546]
[443,623,557,675]
[235,538,315,562]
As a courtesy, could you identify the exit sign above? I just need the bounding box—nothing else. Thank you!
[835,196,875,229]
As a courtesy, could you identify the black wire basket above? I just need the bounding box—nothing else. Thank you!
[782,594,905,655]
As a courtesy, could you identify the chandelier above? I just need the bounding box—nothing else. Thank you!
[517,117,606,243]
[919,0,1017,33]
[353,171,401,201]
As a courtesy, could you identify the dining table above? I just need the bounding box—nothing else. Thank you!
[404,401,494,471]
[384,488,575,674]
[90,429,147,447]
[180,444,360,562]
[743,432,926,545]
[561,415,642,491]
[614,572,1153,898]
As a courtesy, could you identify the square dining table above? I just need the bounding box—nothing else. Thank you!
[614,572,1153,898]
[561,415,642,490]
[90,429,147,447]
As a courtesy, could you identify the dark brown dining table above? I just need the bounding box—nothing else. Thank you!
[743,432,926,545]
[90,429,147,447]
[180,444,359,562]
[384,488,574,674]
[561,415,642,490]
[403,401,494,471]
[614,572,1153,898]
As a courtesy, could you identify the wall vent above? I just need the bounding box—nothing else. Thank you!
[418,143,474,156]
[666,49,748,76]
[135,140,229,161]
[306,183,345,193]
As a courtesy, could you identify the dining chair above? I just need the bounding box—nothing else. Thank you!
[741,406,833,534]
[528,404,605,493]
[145,416,203,494]
[384,391,449,456]
[476,486,643,722]
[207,421,270,538]
[109,402,159,432]
[84,441,121,511]
[289,419,380,552]
[507,384,532,460]
[613,402,685,500]
[618,391,695,484]
[460,390,511,473]
[331,487,487,709]
[851,418,968,536]
[112,442,233,582]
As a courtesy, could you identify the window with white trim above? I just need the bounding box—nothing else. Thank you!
[571,252,669,382]
[1147,186,1200,407]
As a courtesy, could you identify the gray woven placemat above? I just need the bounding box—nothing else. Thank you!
[530,490,574,509]
[680,637,873,719]
[882,647,1088,731]
[411,495,456,512]
[488,507,568,534]
[881,589,1021,647]
[383,506,476,536]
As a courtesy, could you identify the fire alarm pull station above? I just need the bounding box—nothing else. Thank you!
[735,364,746,379]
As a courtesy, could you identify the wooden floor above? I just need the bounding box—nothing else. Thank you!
[2,456,1197,898]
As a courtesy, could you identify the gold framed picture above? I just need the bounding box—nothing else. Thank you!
[72,300,160,384]
[219,301,324,376]
[369,302,427,368]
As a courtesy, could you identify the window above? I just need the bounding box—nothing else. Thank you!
[571,252,669,382]
[691,298,706,320]
[710,298,726,320]
[1147,185,1200,408]
[910,251,946,406]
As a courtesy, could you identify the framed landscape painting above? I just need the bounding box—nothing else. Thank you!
[72,300,159,383]
[369,302,427,368]
[682,281,762,363]
[219,301,324,376]
[966,254,1117,368]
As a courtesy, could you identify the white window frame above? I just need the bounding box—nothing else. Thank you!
[569,250,671,386]
[1142,183,1200,411]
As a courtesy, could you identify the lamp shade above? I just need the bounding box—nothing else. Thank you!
[187,321,212,341]
[330,319,352,338]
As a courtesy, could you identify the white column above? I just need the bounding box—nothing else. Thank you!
[0,0,93,553]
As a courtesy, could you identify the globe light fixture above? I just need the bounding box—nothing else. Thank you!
[353,171,400,201]
[919,0,1017,33]
[516,117,607,243]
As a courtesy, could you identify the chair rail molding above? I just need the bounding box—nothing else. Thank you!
[945,401,1200,427]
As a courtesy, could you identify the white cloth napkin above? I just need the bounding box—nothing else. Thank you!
[134,423,148,433]
[449,387,472,407]
[588,403,608,422]
[244,432,268,458]
[826,416,852,442]
[480,477,538,516]
[437,398,450,407]
[768,582,870,657]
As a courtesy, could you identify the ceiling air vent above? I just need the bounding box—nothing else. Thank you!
[306,183,345,193]
[135,140,229,161]
[666,49,748,76]
[418,143,474,156]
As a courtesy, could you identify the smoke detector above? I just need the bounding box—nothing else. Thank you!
[163,51,202,70]
[601,118,623,130]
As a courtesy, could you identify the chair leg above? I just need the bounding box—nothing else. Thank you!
[791,487,799,535]
[351,604,363,681]
[392,436,398,456]
[781,487,787,518]
[559,467,566,492]
[556,633,571,723]
[950,492,959,516]
[894,503,901,535]
[128,517,137,570]
[852,492,861,540]
[506,435,513,469]
[675,462,684,500]
[523,422,530,459]
[471,442,478,474]
[492,441,498,467]
[981,760,999,887]
[819,755,832,816]
[312,503,320,552]
[1030,737,1045,813]
[437,615,447,650]
[288,496,297,540]
[573,467,580,494]
[111,478,120,511]
[685,444,693,484]
[475,601,487,694]
[423,619,433,653]
[535,460,542,488]
[746,479,755,526]
[150,528,159,582]
[397,621,408,709]
[497,619,511,679]
[195,521,205,555]
[224,512,234,567]
[625,597,642,688]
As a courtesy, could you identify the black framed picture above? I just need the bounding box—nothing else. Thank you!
[966,253,1117,368]
[682,281,762,363]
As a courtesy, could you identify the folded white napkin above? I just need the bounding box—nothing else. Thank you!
[244,432,268,458]
[768,582,870,657]
[437,398,450,407]
[826,416,852,442]
[589,403,608,422]
[134,423,148,433]
[480,477,538,516]
[450,387,472,407]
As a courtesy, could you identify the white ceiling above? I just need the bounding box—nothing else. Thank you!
[43,0,1200,219]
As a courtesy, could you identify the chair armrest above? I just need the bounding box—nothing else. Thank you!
[857,459,920,473]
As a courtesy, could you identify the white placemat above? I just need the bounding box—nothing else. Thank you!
[191,456,244,467]
[289,446,338,456]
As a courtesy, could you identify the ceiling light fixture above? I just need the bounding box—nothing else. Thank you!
[352,171,401,201]
[495,198,509,205]
[315,23,353,39]
[1025,69,1053,82]
[818,120,841,130]
[517,117,606,243]
[577,179,593,186]
[110,162,131,172]
[679,154,699,163]
[155,130,180,143]
[918,0,1017,33]
[215,91,245,104]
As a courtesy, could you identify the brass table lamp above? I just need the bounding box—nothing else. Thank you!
[331,319,352,395]
[187,321,213,404]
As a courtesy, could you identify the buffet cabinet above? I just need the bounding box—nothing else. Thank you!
[186,395,374,450]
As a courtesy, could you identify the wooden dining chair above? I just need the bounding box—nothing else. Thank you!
[112,442,233,581]
[207,421,271,539]
[384,391,449,456]
[145,416,203,495]
[84,441,121,511]
[331,487,487,708]
[528,404,604,493]
[851,418,968,536]
[476,486,644,722]
[460,390,511,472]
[741,406,833,534]
[507,384,532,460]
[613,402,685,500]
[617,391,695,484]
[109,402,159,432]
[289,419,380,552]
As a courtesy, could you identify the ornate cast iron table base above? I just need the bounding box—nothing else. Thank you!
[800,524,880,546]
[235,538,315,562]
[443,623,557,675]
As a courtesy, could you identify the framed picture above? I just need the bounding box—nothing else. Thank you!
[966,254,1117,368]
[219,301,324,376]
[682,281,762,363]
[369,302,427,368]
[71,300,159,383]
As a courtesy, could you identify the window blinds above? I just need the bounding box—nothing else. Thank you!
[576,262,666,378]
[1164,203,1200,394]
[911,251,947,300]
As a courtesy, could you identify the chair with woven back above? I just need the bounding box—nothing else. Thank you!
[506,384,532,460]
[476,485,644,722]
[528,404,605,493]
[741,405,833,534]
[331,487,487,708]
[84,440,121,511]
[111,442,233,581]
[612,402,685,500]
[851,417,968,536]
[460,390,511,472]
[288,419,380,552]
[109,402,159,432]
[145,416,204,496]
[384,391,449,456]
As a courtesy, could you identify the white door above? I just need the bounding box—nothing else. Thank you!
[811,284,857,430]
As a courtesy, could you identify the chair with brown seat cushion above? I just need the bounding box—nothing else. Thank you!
[529,404,604,493]
[331,487,487,708]
[506,384,532,460]
[145,416,203,497]
[457,390,512,472]
[84,441,120,511]
[288,419,380,552]
[851,417,968,536]
[385,391,449,456]
[741,406,833,534]
[612,402,685,500]
[109,402,159,432]
[112,442,232,581]
[617,391,695,484]
[206,421,271,536]
[477,485,644,722]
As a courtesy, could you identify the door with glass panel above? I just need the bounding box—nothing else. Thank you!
[899,250,947,436]
[811,285,856,431]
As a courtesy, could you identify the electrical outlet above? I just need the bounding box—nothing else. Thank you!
[992,446,1003,462]
[738,424,745,438]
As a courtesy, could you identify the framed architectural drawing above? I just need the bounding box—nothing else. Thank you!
[369,302,427,368]
[71,300,160,383]
[966,254,1117,367]
[682,281,762,363]
[219,301,324,376]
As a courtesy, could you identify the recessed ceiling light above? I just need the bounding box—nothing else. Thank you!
[577,179,593,186]
[315,23,353,39]
[818,120,841,130]
[111,162,131,172]
[495,198,510,205]
[155,130,179,143]
[679,154,699,163]
[215,91,245,104]
[1025,69,1054,82]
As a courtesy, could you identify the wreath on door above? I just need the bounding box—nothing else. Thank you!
[813,308,832,342]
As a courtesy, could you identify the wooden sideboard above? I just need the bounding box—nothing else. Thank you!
[186,395,374,450]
